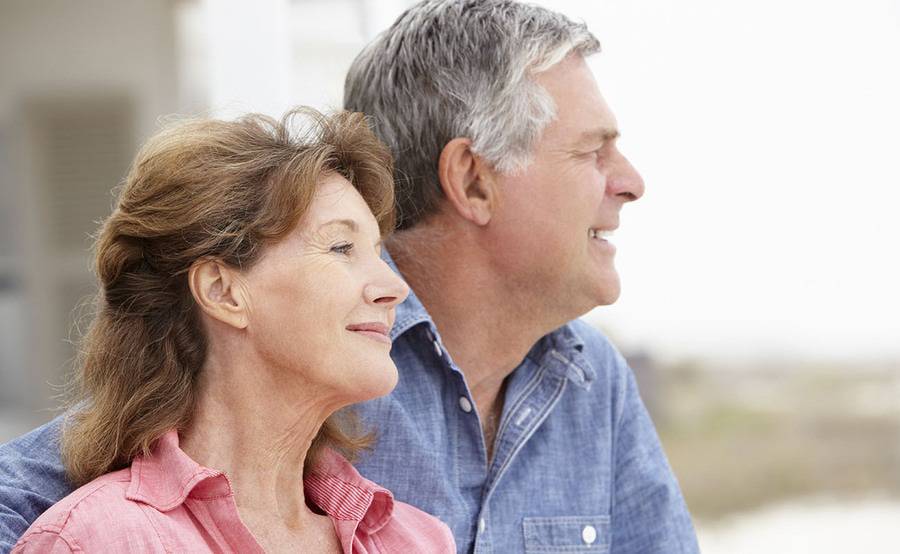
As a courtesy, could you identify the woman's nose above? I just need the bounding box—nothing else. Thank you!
[364,262,410,307]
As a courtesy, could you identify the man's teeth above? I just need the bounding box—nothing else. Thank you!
[589,228,613,239]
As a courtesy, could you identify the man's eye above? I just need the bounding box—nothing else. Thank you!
[330,242,354,255]
[579,149,603,162]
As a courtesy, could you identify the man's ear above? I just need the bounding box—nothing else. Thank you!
[437,138,496,226]
[188,259,249,330]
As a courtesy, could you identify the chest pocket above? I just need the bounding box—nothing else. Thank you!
[523,515,610,553]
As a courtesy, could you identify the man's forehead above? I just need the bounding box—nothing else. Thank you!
[534,55,620,146]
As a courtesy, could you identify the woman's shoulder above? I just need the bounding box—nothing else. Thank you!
[12,468,165,553]
[378,499,456,552]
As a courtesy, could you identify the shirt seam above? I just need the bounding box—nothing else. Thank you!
[371,528,388,552]
[188,492,233,502]
[14,525,82,552]
[60,479,129,532]
[136,503,173,553]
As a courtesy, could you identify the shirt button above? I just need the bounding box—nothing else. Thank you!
[459,396,473,413]
[582,524,597,545]
[478,517,486,534]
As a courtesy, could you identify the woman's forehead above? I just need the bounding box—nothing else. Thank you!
[305,174,378,234]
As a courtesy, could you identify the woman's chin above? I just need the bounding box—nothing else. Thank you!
[347,362,399,403]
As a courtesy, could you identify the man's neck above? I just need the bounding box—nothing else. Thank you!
[389,223,565,429]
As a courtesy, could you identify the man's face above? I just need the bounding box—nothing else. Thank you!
[487,54,644,318]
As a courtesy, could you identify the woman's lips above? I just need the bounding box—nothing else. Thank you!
[346,322,392,344]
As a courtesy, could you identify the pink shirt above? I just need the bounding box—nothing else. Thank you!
[13,431,455,553]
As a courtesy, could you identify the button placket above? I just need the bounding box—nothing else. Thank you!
[481,357,569,510]
[425,328,443,358]
[458,396,473,413]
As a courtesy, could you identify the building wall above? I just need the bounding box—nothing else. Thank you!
[0,0,183,428]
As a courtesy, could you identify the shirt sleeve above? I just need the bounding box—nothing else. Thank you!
[610,361,701,553]
[0,417,72,552]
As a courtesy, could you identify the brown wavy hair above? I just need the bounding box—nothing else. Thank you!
[62,108,395,487]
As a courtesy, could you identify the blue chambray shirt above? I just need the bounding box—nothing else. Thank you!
[0,253,698,553]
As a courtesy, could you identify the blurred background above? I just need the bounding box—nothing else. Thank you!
[1,0,898,551]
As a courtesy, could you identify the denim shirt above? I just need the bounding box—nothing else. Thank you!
[0,255,698,553]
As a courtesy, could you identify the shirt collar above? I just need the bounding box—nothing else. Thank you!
[305,449,395,534]
[127,431,395,533]
[126,430,227,512]
[546,320,596,389]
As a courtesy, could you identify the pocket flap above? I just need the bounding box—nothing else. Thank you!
[523,515,610,552]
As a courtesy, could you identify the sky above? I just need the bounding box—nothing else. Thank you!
[546,0,900,363]
[203,0,900,364]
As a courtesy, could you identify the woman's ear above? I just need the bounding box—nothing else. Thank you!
[437,138,497,226]
[188,259,249,329]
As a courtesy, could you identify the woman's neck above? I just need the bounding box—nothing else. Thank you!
[179,348,337,534]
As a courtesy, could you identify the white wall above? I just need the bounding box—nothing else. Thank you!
[0,0,183,416]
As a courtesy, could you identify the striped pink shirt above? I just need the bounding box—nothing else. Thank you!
[13,431,455,553]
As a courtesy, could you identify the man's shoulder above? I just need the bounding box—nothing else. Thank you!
[0,416,72,552]
[0,415,69,499]
[0,417,64,462]
[550,318,641,420]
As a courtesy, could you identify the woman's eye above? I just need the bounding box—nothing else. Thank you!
[330,242,354,255]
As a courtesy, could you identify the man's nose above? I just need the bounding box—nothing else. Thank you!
[607,152,645,203]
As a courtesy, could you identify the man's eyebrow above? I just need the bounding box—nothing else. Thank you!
[574,128,620,148]
[317,218,359,232]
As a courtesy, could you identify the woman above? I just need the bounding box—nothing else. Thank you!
[13,108,455,553]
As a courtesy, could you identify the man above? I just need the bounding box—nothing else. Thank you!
[0,1,699,552]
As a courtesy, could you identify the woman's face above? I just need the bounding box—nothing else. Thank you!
[241,173,408,407]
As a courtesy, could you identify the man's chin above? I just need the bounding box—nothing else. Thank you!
[567,277,621,319]
[592,275,622,307]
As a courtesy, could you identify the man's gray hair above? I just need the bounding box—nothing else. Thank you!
[344,0,600,229]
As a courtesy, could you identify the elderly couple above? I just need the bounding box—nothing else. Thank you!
[0,1,699,553]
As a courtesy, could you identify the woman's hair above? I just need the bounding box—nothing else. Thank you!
[62,107,395,487]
